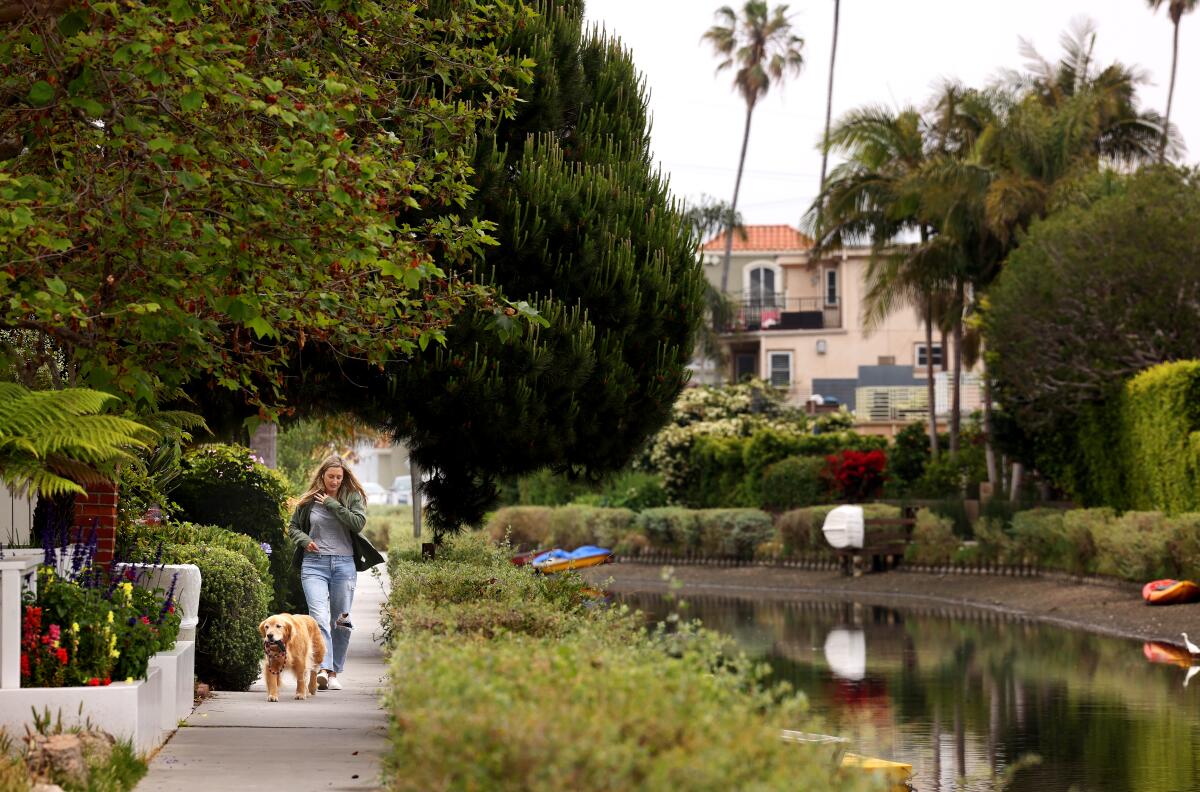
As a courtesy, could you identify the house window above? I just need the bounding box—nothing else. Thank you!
[735,353,758,382]
[768,352,792,388]
[825,268,838,306]
[915,343,944,368]
[748,266,777,307]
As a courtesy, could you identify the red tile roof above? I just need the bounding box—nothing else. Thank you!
[703,224,813,252]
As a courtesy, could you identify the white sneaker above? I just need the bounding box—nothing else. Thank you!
[316,669,330,690]
[326,676,342,691]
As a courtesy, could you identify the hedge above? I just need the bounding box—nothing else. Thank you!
[119,520,271,585]
[1059,361,1200,513]
[158,542,271,691]
[675,429,886,509]
[380,536,842,791]
[1124,361,1200,513]
[486,506,774,559]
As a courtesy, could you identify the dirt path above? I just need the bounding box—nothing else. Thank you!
[585,561,1200,646]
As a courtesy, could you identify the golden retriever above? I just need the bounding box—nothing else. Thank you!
[258,613,325,702]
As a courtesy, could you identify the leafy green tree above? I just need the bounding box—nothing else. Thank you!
[0,0,532,417]
[985,167,1200,433]
[387,2,705,535]
[1145,0,1197,160]
[703,1,805,294]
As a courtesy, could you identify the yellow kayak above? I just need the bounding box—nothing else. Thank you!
[839,753,913,790]
[530,548,613,574]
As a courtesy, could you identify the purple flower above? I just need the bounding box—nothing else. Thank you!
[260,542,272,557]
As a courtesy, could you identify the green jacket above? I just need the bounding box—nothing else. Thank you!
[288,490,384,572]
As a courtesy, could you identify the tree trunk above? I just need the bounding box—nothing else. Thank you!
[924,297,938,461]
[1010,461,1024,503]
[817,0,840,192]
[1161,19,1181,162]
[720,103,756,295]
[949,279,964,457]
[983,370,998,488]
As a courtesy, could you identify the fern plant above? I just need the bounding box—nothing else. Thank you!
[0,383,156,497]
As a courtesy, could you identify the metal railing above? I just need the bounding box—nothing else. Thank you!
[718,294,841,332]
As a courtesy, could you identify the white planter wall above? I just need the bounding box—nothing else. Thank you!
[0,665,164,753]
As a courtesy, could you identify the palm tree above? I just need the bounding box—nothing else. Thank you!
[818,0,841,193]
[1146,0,1198,160]
[703,1,805,294]
[685,197,747,372]
[804,105,950,458]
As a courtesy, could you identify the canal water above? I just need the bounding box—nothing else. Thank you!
[622,592,1200,792]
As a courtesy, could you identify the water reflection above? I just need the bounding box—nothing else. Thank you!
[622,592,1200,792]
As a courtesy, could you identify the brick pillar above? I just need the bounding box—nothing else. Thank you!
[72,480,118,566]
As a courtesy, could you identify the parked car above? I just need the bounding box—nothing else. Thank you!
[362,482,389,506]
[389,475,412,505]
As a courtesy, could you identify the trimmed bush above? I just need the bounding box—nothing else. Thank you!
[486,506,556,548]
[1091,511,1175,581]
[635,508,701,553]
[547,506,635,550]
[760,456,827,512]
[119,520,271,585]
[171,444,294,611]
[485,506,634,551]
[905,509,958,565]
[695,509,774,559]
[159,543,270,691]
[774,504,900,556]
[1124,361,1200,513]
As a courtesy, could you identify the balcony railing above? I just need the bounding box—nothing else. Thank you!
[718,294,842,333]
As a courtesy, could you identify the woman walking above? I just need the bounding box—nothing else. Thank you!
[287,454,381,690]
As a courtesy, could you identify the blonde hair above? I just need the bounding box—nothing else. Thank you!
[299,454,367,506]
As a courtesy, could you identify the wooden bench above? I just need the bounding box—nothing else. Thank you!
[835,517,916,577]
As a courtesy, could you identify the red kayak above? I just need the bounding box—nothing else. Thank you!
[1142,579,1200,606]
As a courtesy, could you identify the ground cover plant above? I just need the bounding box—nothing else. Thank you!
[381,534,863,791]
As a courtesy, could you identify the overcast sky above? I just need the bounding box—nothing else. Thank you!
[582,0,1200,227]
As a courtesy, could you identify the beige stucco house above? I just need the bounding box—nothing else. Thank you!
[700,225,980,421]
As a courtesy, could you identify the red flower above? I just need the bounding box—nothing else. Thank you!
[20,653,29,678]
[140,616,151,625]
[168,605,175,614]
[823,449,888,502]
[56,648,68,665]
[102,676,111,686]
[87,677,100,686]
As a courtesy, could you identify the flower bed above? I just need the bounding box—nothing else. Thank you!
[0,536,194,754]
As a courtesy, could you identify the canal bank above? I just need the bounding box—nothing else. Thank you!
[585,561,1200,646]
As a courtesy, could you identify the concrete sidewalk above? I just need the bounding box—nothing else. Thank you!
[137,569,392,792]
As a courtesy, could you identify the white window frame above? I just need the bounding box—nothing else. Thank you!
[768,351,793,389]
[915,343,944,368]
[824,267,839,306]
[743,261,782,305]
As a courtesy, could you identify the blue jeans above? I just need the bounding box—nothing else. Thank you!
[300,554,356,673]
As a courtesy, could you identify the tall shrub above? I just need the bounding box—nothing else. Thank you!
[760,456,827,512]
[171,444,293,610]
[1124,361,1200,513]
[159,543,270,691]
